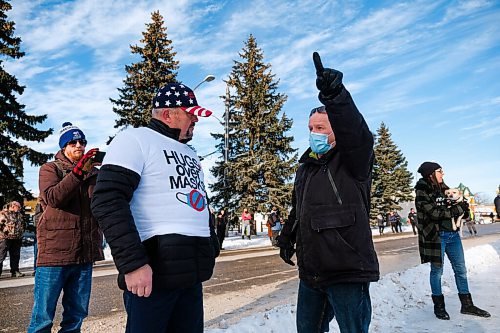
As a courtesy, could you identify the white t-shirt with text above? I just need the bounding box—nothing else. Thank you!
[103,127,210,241]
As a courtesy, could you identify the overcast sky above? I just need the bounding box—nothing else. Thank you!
[5,0,500,200]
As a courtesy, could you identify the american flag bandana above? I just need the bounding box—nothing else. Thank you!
[153,83,213,117]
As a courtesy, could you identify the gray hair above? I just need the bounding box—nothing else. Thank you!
[152,107,181,119]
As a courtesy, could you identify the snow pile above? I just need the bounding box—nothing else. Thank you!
[206,241,500,332]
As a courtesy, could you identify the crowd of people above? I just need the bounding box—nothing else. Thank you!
[1,52,495,333]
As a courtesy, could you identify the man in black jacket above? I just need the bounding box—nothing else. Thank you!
[276,53,379,333]
[91,83,219,333]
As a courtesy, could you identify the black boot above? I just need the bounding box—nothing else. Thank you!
[432,295,450,320]
[458,293,491,317]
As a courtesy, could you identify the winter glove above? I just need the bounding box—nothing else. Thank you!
[276,235,296,266]
[280,245,295,266]
[313,52,344,104]
[72,148,98,179]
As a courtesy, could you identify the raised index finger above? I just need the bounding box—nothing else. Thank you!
[313,52,324,74]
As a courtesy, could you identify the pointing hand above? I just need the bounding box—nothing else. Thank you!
[313,52,344,103]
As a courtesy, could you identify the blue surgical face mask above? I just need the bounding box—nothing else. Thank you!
[309,131,334,154]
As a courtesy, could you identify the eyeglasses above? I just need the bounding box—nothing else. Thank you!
[435,169,444,174]
[67,139,87,146]
[309,105,326,117]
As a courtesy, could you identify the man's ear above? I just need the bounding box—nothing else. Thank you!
[161,108,174,124]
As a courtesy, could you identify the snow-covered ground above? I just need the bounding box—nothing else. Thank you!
[3,228,498,332]
[204,239,500,333]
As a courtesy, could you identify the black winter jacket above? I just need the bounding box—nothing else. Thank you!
[91,119,219,291]
[278,87,379,287]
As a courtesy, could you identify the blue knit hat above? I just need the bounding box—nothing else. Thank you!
[59,122,86,148]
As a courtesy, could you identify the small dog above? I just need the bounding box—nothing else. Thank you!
[444,188,464,230]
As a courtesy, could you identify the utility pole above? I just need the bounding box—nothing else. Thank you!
[223,84,230,191]
[223,84,230,215]
[224,85,229,166]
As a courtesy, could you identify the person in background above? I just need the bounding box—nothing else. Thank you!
[216,209,228,250]
[277,52,379,333]
[0,201,25,278]
[91,83,219,333]
[241,208,252,240]
[28,123,104,332]
[388,211,398,233]
[465,207,477,236]
[494,191,500,219]
[407,208,418,235]
[394,211,403,233]
[377,214,385,235]
[268,206,281,246]
[415,161,490,320]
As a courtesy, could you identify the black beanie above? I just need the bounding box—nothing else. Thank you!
[417,162,441,178]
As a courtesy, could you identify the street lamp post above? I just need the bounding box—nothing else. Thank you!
[224,85,229,166]
[223,84,231,214]
[193,74,215,91]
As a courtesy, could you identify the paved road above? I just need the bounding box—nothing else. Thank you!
[0,223,499,332]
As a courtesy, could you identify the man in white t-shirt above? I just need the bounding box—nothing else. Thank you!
[91,82,220,333]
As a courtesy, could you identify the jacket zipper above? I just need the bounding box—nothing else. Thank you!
[325,167,343,205]
[292,170,313,234]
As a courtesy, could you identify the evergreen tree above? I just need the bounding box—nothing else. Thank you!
[370,122,413,223]
[0,0,52,205]
[110,11,178,130]
[209,35,298,216]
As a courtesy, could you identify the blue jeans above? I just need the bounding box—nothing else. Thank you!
[28,263,93,333]
[297,280,372,333]
[124,282,203,333]
[430,231,469,296]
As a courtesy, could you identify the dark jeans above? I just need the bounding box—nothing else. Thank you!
[28,263,93,333]
[378,226,384,235]
[0,238,23,275]
[430,231,469,296]
[410,223,417,235]
[124,282,204,333]
[297,280,372,333]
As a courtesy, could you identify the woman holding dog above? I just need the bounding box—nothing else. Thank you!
[414,161,490,320]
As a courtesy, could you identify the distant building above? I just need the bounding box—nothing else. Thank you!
[457,183,473,198]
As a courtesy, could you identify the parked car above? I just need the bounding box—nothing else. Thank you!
[22,214,36,247]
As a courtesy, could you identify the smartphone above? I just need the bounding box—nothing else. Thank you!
[93,151,106,163]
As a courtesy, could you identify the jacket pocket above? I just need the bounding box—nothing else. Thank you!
[305,209,368,276]
[310,208,355,231]
[42,218,78,254]
[45,217,78,230]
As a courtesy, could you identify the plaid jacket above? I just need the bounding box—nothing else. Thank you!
[414,178,463,266]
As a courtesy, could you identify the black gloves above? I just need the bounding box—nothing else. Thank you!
[73,148,98,178]
[280,246,296,266]
[276,235,295,266]
[313,52,344,104]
